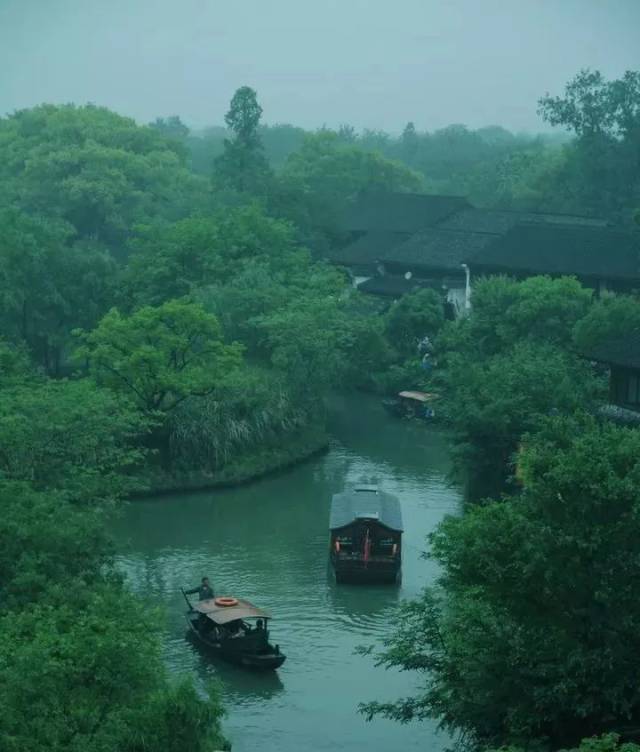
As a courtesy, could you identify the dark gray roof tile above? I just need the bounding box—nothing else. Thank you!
[330,486,403,532]
[471,223,640,280]
[341,192,470,233]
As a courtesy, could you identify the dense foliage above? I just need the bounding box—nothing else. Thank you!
[425,275,604,494]
[2,67,639,751]
[0,376,227,751]
[362,417,640,749]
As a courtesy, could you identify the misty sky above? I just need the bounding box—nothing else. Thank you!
[1,0,639,134]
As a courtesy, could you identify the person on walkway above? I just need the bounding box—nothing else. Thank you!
[186,576,215,601]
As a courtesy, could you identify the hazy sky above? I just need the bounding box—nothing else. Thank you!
[1,0,639,134]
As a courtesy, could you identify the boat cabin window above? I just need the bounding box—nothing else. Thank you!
[335,535,353,551]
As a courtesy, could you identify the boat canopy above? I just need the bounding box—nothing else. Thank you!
[330,485,403,532]
[398,390,437,402]
[193,597,271,625]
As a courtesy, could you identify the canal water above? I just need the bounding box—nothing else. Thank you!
[113,394,462,751]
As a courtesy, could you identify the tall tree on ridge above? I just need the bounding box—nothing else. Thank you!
[214,86,273,195]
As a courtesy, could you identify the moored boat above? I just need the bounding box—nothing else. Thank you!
[183,592,286,670]
[329,485,403,584]
[382,390,437,420]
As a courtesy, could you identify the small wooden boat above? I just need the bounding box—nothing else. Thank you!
[329,485,403,584]
[382,391,437,420]
[183,592,286,670]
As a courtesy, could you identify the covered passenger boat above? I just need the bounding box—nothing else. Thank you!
[183,593,286,670]
[329,485,403,584]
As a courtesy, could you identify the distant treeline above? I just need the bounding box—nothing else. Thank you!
[178,120,571,208]
[151,69,639,221]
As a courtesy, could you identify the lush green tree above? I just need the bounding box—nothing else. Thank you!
[362,417,640,748]
[256,296,353,400]
[275,130,424,244]
[573,293,640,353]
[384,288,445,358]
[0,481,112,608]
[539,69,640,139]
[0,339,33,387]
[439,341,604,493]
[0,580,226,752]
[150,114,190,141]
[490,734,640,752]
[0,379,148,501]
[124,205,308,308]
[537,70,640,216]
[451,275,593,358]
[0,209,118,374]
[0,104,209,250]
[76,300,242,415]
[213,86,273,194]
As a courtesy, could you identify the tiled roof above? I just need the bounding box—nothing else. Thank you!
[383,229,496,271]
[470,223,640,280]
[327,231,410,266]
[341,192,470,233]
[330,486,403,532]
[437,207,609,234]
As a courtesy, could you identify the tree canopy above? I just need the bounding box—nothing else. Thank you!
[362,417,640,749]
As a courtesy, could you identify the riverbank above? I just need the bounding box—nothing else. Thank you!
[133,424,329,498]
[113,391,459,752]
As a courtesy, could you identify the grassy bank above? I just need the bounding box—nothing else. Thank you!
[134,423,329,497]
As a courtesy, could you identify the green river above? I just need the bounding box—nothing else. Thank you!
[113,394,462,751]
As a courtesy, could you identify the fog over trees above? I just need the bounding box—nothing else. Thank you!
[1,3,640,751]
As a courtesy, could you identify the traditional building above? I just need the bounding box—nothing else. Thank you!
[325,192,638,316]
[588,332,640,420]
[467,223,640,295]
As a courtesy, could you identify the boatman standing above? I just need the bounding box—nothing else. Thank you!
[185,576,215,600]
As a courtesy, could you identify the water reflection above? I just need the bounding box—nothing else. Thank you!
[113,393,461,752]
[186,633,286,704]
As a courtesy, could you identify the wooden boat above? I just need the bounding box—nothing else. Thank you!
[183,592,286,670]
[382,391,437,420]
[329,485,403,584]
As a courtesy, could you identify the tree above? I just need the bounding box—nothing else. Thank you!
[439,341,604,494]
[76,300,243,415]
[384,288,445,358]
[276,130,424,244]
[0,209,118,374]
[539,69,640,139]
[124,205,308,308]
[362,417,640,748]
[0,481,111,607]
[0,104,209,251]
[537,70,640,216]
[0,379,148,501]
[573,293,640,353]
[400,121,419,163]
[213,86,273,194]
[0,571,227,752]
[150,115,190,141]
[256,297,353,401]
[445,275,593,359]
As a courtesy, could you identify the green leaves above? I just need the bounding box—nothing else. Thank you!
[434,276,604,492]
[384,288,445,358]
[76,300,243,415]
[0,104,208,249]
[364,419,640,748]
[0,379,148,501]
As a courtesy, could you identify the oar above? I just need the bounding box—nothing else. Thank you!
[180,587,193,611]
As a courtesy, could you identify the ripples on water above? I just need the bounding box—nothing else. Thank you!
[113,395,461,751]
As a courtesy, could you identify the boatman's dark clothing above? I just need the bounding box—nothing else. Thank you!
[186,583,215,600]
